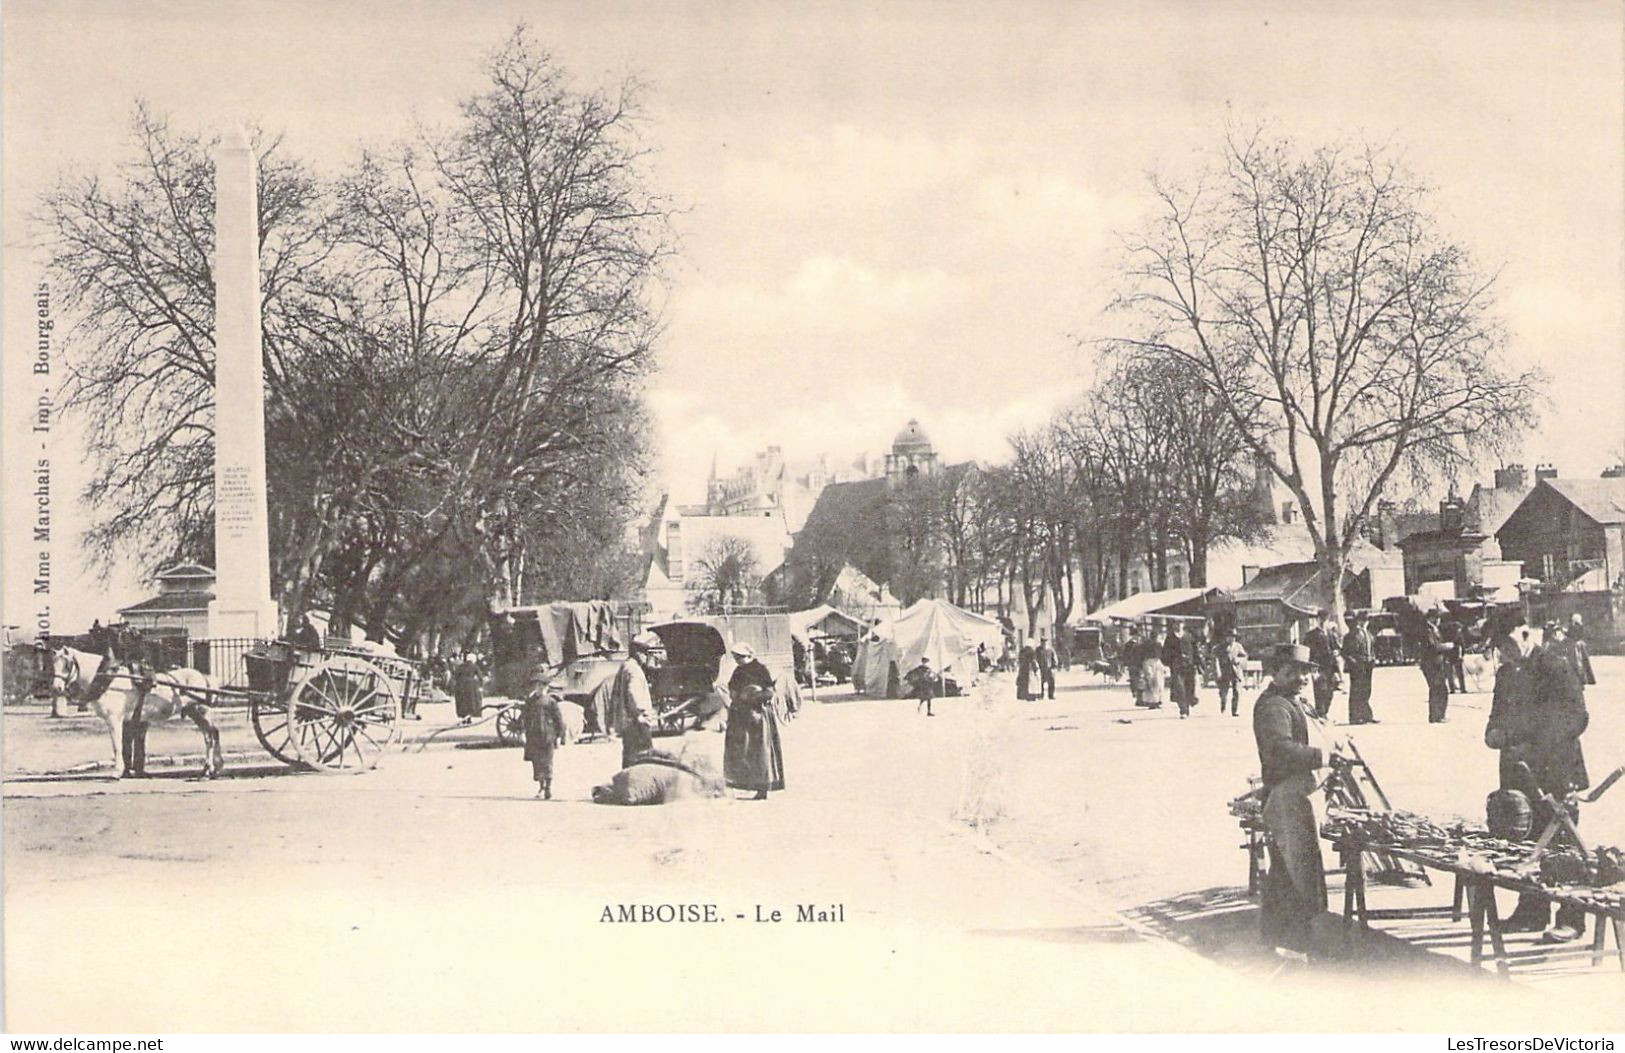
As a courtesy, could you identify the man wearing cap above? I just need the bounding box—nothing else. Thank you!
[1419,608,1451,723]
[1341,612,1378,725]
[724,643,785,800]
[905,654,940,716]
[1253,642,1336,955]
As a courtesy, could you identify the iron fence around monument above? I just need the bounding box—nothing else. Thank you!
[191,637,269,689]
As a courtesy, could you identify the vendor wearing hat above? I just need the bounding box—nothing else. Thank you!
[1253,642,1337,956]
[724,643,785,800]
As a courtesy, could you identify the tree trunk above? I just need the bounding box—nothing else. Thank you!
[1189,530,1209,588]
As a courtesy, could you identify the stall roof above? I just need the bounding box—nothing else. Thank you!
[1083,587,1221,624]
[788,605,867,642]
[1229,562,1327,615]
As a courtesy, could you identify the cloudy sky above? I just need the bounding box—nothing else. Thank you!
[4,0,1623,627]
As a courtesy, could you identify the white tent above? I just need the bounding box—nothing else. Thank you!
[852,599,1003,698]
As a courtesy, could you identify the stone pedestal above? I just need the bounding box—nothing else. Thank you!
[208,127,279,641]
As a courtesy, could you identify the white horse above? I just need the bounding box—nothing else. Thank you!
[51,647,225,778]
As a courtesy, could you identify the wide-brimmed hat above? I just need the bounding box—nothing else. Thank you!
[730,642,756,661]
[1271,643,1318,671]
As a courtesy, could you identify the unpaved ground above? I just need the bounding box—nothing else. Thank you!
[4,660,1622,1032]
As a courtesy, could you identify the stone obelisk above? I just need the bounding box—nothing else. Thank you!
[207,128,280,640]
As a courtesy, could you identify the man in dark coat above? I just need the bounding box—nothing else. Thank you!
[1304,615,1341,720]
[1341,611,1378,725]
[521,685,565,799]
[1253,643,1333,955]
[1442,618,1467,692]
[290,614,322,652]
[1485,625,1590,941]
[1163,625,1193,718]
[1564,614,1597,688]
[1122,628,1147,706]
[1419,609,1451,723]
[724,644,785,800]
[905,655,940,716]
[1036,639,1057,700]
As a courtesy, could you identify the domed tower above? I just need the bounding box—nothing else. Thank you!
[885,419,939,484]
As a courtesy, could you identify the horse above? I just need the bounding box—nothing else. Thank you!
[50,646,225,779]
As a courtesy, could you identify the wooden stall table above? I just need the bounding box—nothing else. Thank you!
[1329,836,1625,977]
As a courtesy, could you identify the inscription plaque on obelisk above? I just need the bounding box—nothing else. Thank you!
[207,128,280,640]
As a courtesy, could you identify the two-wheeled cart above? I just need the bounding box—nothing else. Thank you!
[234,640,419,771]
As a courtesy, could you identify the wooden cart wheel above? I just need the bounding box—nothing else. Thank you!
[286,655,402,772]
[249,693,301,766]
[495,705,526,747]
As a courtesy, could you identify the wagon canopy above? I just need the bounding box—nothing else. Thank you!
[646,620,728,666]
[492,601,625,667]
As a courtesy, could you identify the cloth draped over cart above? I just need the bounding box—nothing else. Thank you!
[851,599,1002,699]
[489,600,625,698]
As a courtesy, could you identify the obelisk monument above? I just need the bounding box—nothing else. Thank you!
[207,128,280,639]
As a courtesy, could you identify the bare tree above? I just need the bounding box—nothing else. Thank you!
[687,535,762,614]
[35,104,334,578]
[1114,126,1542,618]
[35,27,670,651]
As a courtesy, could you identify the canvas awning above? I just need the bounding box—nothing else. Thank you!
[1083,587,1220,624]
[788,605,867,642]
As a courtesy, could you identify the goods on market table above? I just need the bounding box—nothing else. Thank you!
[1321,806,1625,910]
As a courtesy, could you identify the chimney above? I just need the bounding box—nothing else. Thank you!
[1440,497,1465,533]
[1535,463,1557,483]
[1494,464,1528,491]
[1376,500,1398,548]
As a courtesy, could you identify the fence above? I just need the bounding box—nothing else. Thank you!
[190,637,271,689]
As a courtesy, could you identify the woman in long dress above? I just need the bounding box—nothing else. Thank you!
[1142,643,1167,710]
[452,654,484,722]
[723,644,785,800]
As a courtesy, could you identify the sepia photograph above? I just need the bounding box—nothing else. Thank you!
[3,0,1623,1036]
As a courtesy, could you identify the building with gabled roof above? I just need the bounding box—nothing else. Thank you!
[117,564,217,637]
[1497,476,1625,593]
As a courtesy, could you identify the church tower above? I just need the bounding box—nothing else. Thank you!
[885,419,939,485]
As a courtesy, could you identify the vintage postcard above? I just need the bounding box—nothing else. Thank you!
[3,0,1623,1036]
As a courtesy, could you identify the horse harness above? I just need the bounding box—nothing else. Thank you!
[75,658,202,720]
